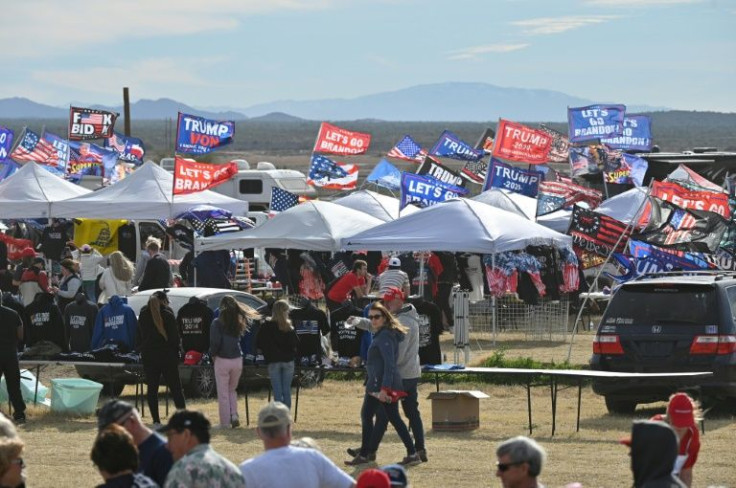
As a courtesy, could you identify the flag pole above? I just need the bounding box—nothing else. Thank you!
[66,107,72,179]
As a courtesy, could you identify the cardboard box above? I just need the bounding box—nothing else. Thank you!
[427,390,489,431]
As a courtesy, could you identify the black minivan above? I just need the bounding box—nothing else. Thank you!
[590,271,736,413]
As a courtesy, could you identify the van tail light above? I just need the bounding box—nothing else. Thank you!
[593,335,624,355]
[689,335,736,355]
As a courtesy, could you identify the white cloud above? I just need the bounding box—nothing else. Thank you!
[585,0,702,5]
[511,15,620,35]
[447,43,530,61]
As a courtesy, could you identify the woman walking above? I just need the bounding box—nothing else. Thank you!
[256,299,298,409]
[98,251,134,304]
[210,295,261,428]
[136,291,186,426]
[345,302,420,467]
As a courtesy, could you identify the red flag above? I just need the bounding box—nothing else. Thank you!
[313,122,371,155]
[0,234,33,260]
[492,119,552,164]
[651,180,730,218]
[173,157,238,195]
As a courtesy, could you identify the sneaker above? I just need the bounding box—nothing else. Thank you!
[398,453,422,467]
[344,454,372,466]
[416,448,428,463]
[151,422,162,429]
[346,447,376,461]
[231,418,241,429]
[13,414,25,425]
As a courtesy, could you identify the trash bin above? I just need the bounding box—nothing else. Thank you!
[0,369,50,405]
[50,378,103,415]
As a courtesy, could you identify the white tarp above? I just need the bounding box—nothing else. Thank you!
[52,161,248,218]
[594,187,649,225]
[197,200,383,252]
[332,190,418,222]
[0,162,90,218]
[472,189,537,220]
[342,198,572,253]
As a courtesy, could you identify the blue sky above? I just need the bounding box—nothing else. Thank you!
[3,0,734,112]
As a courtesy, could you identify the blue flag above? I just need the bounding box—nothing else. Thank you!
[400,172,467,210]
[0,160,19,181]
[0,127,14,162]
[309,154,348,181]
[43,131,69,171]
[366,159,401,191]
[104,131,146,162]
[387,135,427,162]
[270,187,299,212]
[567,104,626,143]
[430,130,484,161]
[484,158,543,197]
[621,153,649,187]
[601,115,653,151]
[68,141,118,177]
[176,112,234,155]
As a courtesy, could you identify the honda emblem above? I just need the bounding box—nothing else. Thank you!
[651,325,662,334]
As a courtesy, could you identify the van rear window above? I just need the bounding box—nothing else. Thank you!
[603,284,717,326]
[239,179,263,194]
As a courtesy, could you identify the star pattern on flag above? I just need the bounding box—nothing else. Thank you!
[387,135,427,162]
[270,187,299,212]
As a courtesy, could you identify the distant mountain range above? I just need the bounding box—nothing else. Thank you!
[0,82,673,122]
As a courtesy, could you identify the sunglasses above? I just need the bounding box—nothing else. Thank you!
[368,314,383,320]
[496,461,524,472]
[11,458,24,469]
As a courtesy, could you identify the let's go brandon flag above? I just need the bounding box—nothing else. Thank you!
[69,107,118,140]
[492,119,552,164]
[173,157,238,195]
[313,122,370,155]
[651,180,730,218]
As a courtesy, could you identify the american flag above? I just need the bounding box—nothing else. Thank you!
[10,129,56,163]
[387,135,427,163]
[271,187,299,212]
[309,154,347,180]
[81,113,105,124]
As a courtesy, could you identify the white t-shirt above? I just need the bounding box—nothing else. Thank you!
[378,269,409,295]
[240,446,354,488]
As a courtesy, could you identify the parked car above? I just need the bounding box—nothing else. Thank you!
[590,271,736,414]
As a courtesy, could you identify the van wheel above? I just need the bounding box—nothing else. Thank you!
[188,366,216,398]
[605,397,637,415]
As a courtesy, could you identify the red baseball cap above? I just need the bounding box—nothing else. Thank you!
[183,350,203,366]
[667,393,695,428]
[356,469,391,488]
[21,247,36,258]
[382,287,404,303]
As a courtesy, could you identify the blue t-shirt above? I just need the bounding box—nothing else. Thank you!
[138,432,173,486]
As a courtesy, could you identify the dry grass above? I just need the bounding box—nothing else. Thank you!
[9,331,736,487]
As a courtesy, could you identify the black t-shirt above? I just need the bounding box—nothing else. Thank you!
[41,226,69,261]
[410,299,443,365]
[527,245,561,300]
[64,298,98,352]
[329,305,363,358]
[117,223,137,263]
[25,294,66,350]
[289,305,329,363]
[176,299,213,353]
[0,305,22,352]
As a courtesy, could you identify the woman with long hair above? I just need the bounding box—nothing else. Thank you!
[210,295,260,428]
[136,291,186,426]
[346,302,420,467]
[98,251,134,304]
[256,299,298,409]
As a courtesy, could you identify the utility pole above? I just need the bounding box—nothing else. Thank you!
[123,87,131,136]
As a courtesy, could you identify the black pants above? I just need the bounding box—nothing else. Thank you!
[370,378,425,452]
[360,393,415,457]
[142,350,186,423]
[0,352,25,417]
[437,282,454,326]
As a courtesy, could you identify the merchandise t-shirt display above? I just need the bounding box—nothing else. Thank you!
[329,304,364,359]
[289,305,329,365]
[176,298,214,353]
[64,297,98,352]
[25,293,66,350]
[40,225,69,261]
[409,298,443,365]
[527,245,561,300]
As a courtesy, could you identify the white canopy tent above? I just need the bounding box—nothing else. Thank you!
[0,162,90,218]
[196,201,384,252]
[332,190,418,222]
[536,209,572,233]
[52,161,248,218]
[471,189,537,220]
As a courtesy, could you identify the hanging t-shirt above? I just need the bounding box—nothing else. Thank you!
[40,225,69,261]
[176,299,214,353]
[329,304,364,359]
[290,305,329,365]
[409,298,443,365]
[64,298,98,352]
[527,245,561,300]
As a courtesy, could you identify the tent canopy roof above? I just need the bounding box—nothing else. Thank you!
[332,190,418,222]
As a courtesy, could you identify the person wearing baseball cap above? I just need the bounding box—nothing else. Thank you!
[356,468,391,488]
[239,402,355,488]
[377,257,410,298]
[649,392,700,487]
[158,410,245,488]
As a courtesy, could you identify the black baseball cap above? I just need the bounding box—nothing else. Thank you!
[157,410,210,434]
[97,399,134,430]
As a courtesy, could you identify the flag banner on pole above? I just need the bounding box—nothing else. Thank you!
[270,187,300,212]
[175,112,234,155]
[474,127,495,154]
[492,119,552,164]
[416,155,466,189]
[651,180,730,218]
[569,144,622,177]
[10,129,56,163]
[0,233,33,260]
[400,172,467,210]
[605,153,648,187]
[0,127,14,162]
[307,154,358,189]
[484,158,543,197]
[665,164,724,193]
[366,159,401,191]
[567,104,626,143]
[628,239,715,274]
[460,159,488,184]
[569,205,632,257]
[601,115,653,151]
[69,107,118,140]
[173,157,238,195]
[429,130,485,162]
[313,122,370,155]
[539,125,570,163]
[386,135,427,162]
[109,163,134,184]
[0,160,19,181]
[68,141,117,177]
[104,132,145,162]
[42,131,69,170]
[537,180,603,216]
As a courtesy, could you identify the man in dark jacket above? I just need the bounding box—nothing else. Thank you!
[193,250,232,289]
[0,299,26,423]
[624,420,686,488]
[138,239,172,291]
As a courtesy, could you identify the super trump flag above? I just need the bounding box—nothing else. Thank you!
[492,119,552,164]
[173,157,238,195]
[313,122,371,155]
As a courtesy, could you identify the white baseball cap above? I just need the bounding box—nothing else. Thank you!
[388,257,401,267]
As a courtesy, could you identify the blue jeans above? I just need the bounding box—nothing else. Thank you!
[267,361,295,409]
[361,392,415,457]
[83,280,96,302]
[370,377,425,452]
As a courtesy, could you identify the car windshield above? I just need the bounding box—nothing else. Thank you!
[602,284,718,326]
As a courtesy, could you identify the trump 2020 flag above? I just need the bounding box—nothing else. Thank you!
[430,130,484,162]
[270,187,300,212]
[400,172,467,210]
[173,157,238,195]
[104,132,145,162]
[69,107,118,140]
[43,131,69,170]
[484,158,543,197]
[313,122,371,155]
[601,115,653,151]
[176,112,234,155]
[366,159,401,191]
[308,154,358,190]
[387,135,427,163]
[0,127,14,162]
[492,119,552,164]
[567,104,626,143]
